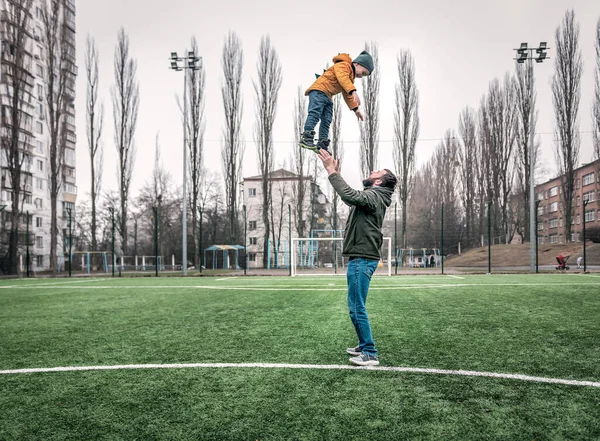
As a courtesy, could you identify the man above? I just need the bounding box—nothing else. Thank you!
[318,150,397,366]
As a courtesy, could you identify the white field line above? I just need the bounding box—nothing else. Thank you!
[446,275,464,279]
[0,278,106,289]
[1,362,598,388]
[216,277,238,281]
[3,282,600,292]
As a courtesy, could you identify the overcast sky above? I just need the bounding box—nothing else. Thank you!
[75,0,599,203]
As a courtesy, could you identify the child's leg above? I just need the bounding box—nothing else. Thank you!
[304,91,327,133]
[318,98,334,141]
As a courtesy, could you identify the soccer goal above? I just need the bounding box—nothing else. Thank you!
[291,237,392,277]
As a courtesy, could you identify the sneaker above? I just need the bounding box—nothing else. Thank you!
[346,346,361,356]
[299,130,318,153]
[349,353,379,366]
[316,138,330,152]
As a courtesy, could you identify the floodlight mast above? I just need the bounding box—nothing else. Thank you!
[513,42,549,273]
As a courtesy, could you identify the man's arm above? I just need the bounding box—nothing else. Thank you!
[318,150,377,210]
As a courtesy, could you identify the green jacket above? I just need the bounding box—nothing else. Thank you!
[328,173,394,261]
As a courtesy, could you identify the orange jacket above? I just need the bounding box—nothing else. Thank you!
[305,53,357,110]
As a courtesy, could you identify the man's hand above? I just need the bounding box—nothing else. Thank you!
[318,149,341,176]
[353,93,361,107]
[355,109,364,121]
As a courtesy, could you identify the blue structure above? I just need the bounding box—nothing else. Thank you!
[204,245,245,269]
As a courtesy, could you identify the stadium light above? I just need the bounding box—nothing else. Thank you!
[169,49,202,276]
[513,41,550,273]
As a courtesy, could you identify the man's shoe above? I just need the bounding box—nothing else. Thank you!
[299,130,318,152]
[316,138,330,152]
[346,346,361,356]
[349,353,379,366]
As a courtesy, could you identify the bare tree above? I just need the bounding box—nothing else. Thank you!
[513,62,539,242]
[292,86,308,237]
[393,49,420,250]
[359,41,380,177]
[111,27,139,256]
[552,9,583,241]
[593,17,600,161]
[1,0,33,274]
[480,75,517,239]
[253,35,282,268]
[42,0,74,271]
[458,107,477,247]
[221,31,244,243]
[85,35,104,253]
[185,36,206,267]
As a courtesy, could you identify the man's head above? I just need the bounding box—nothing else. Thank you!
[363,169,397,191]
[353,50,374,78]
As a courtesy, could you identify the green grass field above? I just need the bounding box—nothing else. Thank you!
[2,274,600,440]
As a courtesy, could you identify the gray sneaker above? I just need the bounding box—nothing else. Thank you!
[346,346,361,356]
[299,130,318,153]
[349,353,379,366]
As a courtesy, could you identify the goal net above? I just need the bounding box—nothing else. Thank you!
[291,237,392,277]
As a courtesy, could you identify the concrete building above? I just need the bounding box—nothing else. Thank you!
[0,1,77,271]
[535,159,600,244]
[242,168,331,268]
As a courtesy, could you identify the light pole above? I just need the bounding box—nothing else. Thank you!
[583,199,589,272]
[169,50,201,276]
[514,42,549,273]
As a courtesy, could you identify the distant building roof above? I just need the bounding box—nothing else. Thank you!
[244,168,312,181]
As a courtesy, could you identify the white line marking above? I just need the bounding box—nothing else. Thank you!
[0,278,106,289]
[1,362,598,388]
[446,275,464,279]
[4,282,600,291]
[216,277,238,281]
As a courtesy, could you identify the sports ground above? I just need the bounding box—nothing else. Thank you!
[1,274,600,439]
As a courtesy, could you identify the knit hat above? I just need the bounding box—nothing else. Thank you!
[353,51,374,74]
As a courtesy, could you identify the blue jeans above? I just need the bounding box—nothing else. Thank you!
[347,257,379,356]
[304,91,333,140]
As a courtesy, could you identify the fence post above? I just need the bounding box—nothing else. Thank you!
[487,201,492,274]
[394,202,398,275]
[441,202,444,275]
[26,211,30,277]
[288,204,292,276]
[244,205,247,276]
[153,206,158,277]
[109,207,115,277]
[198,207,203,274]
[67,208,72,277]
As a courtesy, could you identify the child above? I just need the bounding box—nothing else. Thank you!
[299,51,374,153]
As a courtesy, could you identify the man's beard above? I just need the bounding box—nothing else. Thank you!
[363,178,374,188]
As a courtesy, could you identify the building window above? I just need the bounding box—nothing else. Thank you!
[550,202,558,213]
[549,186,558,197]
[36,64,43,78]
[35,236,43,248]
[37,160,43,171]
[36,178,43,190]
[248,188,257,198]
[584,210,595,223]
[249,237,258,245]
[35,122,43,134]
[37,84,43,98]
[550,218,558,228]
[537,205,543,216]
[583,190,596,203]
[249,221,257,230]
[576,213,581,225]
[36,140,43,153]
[24,194,32,204]
[582,172,594,186]
[248,253,257,262]
[36,255,43,267]
[559,218,563,227]
[36,217,42,228]
[34,198,43,209]
[537,236,544,245]
[576,196,580,207]
[537,222,543,231]
[550,234,558,244]
[537,192,544,201]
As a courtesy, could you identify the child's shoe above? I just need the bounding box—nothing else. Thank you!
[299,130,318,152]
[316,139,330,152]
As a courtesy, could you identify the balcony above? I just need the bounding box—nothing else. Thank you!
[63,183,77,195]
[63,173,75,185]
